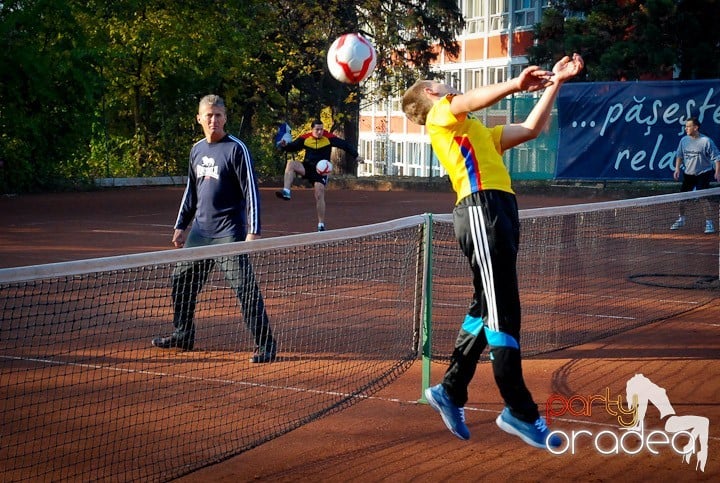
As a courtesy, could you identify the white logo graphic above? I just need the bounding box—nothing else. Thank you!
[625,374,709,471]
[546,374,709,472]
[197,156,219,179]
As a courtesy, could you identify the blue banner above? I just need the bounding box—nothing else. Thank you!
[556,80,720,180]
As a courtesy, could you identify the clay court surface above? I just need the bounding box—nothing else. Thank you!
[1,185,718,482]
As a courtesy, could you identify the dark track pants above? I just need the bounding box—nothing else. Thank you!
[441,190,539,423]
[170,232,275,351]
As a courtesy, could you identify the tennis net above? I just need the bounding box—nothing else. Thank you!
[1,188,718,481]
[430,188,720,360]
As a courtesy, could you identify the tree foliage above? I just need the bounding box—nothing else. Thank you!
[0,0,463,191]
[528,0,720,82]
[0,0,101,190]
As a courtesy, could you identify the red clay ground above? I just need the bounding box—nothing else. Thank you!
[0,184,619,267]
[1,184,718,482]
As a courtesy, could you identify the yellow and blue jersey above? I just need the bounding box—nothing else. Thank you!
[426,95,513,204]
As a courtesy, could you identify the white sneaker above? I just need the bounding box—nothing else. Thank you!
[670,217,685,230]
[705,220,715,234]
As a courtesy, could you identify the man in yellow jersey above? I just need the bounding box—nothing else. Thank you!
[402,53,583,449]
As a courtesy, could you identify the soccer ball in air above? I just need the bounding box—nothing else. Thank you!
[315,159,333,175]
[327,33,377,84]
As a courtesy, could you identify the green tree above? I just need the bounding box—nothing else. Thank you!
[1,0,465,191]
[0,0,101,192]
[80,1,287,179]
[675,0,720,79]
[529,0,720,81]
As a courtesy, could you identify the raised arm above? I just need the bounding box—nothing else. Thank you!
[501,54,584,151]
[449,66,555,117]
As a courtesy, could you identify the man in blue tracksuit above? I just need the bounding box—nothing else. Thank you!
[151,94,276,363]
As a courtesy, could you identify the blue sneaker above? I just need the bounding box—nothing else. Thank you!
[495,407,561,449]
[275,189,291,201]
[424,384,470,440]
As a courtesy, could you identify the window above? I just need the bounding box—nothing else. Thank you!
[488,66,507,84]
[390,97,402,112]
[360,139,372,161]
[489,0,508,31]
[465,68,485,90]
[393,141,404,166]
[374,139,388,174]
[513,0,537,28]
[443,70,462,91]
[430,148,443,177]
[462,0,486,34]
[510,63,527,79]
[369,96,384,111]
[407,141,425,175]
[407,143,423,166]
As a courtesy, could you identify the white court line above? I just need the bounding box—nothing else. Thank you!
[20,221,171,227]
[0,354,403,400]
[2,353,718,443]
[531,310,635,320]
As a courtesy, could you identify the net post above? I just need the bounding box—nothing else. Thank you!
[418,213,433,404]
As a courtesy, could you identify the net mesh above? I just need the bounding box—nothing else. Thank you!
[0,221,424,482]
[430,189,720,359]
[1,188,719,481]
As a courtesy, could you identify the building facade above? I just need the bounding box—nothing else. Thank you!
[358,0,552,178]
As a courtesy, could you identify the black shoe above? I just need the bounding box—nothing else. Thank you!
[251,346,277,363]
[152,334,194,350]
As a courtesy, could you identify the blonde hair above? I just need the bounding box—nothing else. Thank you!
[401,80,433,126]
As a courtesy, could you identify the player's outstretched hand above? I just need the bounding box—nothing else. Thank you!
[553,53,584,82]
[517,66,555,93]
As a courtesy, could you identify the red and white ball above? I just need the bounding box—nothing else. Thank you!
[315,159,333,175]
[327,33,377,84]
